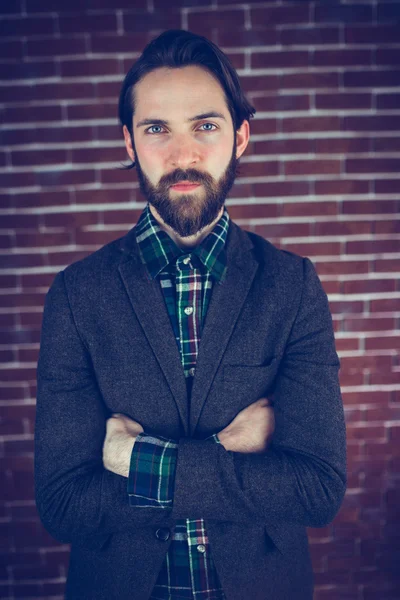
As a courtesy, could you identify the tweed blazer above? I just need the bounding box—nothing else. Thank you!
[34,216,347,600]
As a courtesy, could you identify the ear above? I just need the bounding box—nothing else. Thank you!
[235,119,250,160]
[123,125,136,162]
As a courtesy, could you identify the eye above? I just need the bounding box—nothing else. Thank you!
[145,125,165,135]
[199,123,217,131]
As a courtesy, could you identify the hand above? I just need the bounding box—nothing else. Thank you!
[218,397,275,454]
[102,413,144,478]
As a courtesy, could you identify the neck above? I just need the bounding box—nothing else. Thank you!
[149,205,224,250]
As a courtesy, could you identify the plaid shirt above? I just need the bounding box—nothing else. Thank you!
[127,202,229,599]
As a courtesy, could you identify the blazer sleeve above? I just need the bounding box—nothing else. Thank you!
[170,257,347,528]
[34,270,176,546]
[128,433,221,507]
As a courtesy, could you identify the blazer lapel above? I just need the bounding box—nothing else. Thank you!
[189,222,259,435]
[117,217,264,438]
[118,246,190,435]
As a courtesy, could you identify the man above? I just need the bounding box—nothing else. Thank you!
[34,29,347,600]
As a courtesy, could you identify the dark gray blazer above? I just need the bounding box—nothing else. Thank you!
[34,217,347,600]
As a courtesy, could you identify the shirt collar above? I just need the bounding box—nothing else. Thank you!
[135,202,230,283]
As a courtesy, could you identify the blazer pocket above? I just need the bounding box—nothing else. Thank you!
[223,357,280,405]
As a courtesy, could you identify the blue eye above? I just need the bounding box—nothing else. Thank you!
[200,123,217,131]
[147,125,164,134]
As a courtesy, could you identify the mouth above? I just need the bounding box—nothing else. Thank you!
[170,181,201,192]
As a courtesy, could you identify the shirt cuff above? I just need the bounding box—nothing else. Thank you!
[127,433,178,508]
[206,433,221,444]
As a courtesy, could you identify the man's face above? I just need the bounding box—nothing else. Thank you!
[123,65,248,238]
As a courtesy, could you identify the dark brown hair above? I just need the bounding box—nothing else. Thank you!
[118,29,256,169]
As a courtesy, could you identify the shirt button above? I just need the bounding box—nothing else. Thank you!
[184,306,193,315]
[155,527,171,542]
[183,256,191,264]
[197,544,206,553]
[189,367,195,377]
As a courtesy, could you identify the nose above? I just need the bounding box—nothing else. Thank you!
[169,135,200,170]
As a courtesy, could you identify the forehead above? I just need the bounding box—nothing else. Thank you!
[133,65,229,119]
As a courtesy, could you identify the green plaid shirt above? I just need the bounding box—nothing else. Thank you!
[127,202,229,599]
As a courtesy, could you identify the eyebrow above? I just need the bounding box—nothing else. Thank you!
[136,111,227,129]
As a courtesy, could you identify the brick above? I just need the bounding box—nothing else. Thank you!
[375,180,400,194]
[253,222,312,240]
[343,70,400,88]
[251,5,310,26]
[347,424,387,441]
[346,239,400,254]
[66,102,116,121]
[254,94,310,113]
[280,25,339,46]
[282,201,337,217]
[283,116,340,133]
[280,71,339,90]
[254,138,313,155]
[71,146,127,164]
[12,191,70,209]
[251,50,309,69]
[342,200,396,215]
[241,118,277,135]
[374,136,400,151]
[377,48,400,67]
[1,124,92,146]
[316,180,369,195]
[365,336,400,351]
[14,231,71,248]
[315,221,371,236]
[75,188,133,204]
[2,104,62,123]
[43,211,100,228]
[374,258,400,272]
[316,93,371,110]
[283,241,341,257]
[36,169,96,187]
[123,9,180,33]
[315,3,373,23]
[284,159,340,176]
[11,149,67,167]
[345,24,400,44]
[344,115,400,132]
[0,60,56,80]
[217,28,279,48]
[370,298,400,312]
[0,16,55,37]
[188,8,245,33]
[90,33,148,54]
[228,204,279,220]
[343,280,395,295]
[346,158,400,174]
[335,338,359,352]
[238,161,279,178]
[254,180,311,199]
[60,58,120,78]
[26,36,87,58]
[59,12,118,34]
[313,49,371,67]
[0,39,23,59]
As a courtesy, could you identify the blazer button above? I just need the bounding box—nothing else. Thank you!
[155,527,171,541]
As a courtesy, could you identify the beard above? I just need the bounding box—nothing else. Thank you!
[132,138,239,238]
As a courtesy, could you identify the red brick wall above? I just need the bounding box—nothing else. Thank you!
[1,1,399,598]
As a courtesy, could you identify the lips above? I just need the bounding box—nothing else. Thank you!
[170,182,201,191]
